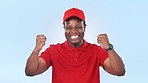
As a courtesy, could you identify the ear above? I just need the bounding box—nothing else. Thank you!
[84,26,86,32]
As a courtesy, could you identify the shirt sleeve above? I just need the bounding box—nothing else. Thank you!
[39,47,51,68]
[98,47,109,68]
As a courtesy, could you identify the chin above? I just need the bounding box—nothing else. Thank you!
[69,39,80,44]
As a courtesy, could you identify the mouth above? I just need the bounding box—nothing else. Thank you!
[70,35,79,39]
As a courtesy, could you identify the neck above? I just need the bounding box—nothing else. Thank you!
[68,40,84,48]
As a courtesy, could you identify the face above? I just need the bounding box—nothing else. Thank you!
[64,18,86,47]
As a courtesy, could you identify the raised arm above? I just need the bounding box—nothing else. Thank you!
[25,34,48,76]
[97,34,125,76]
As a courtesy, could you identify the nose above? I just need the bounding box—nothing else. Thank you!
[71,27,77,31]
[70,28,78,34]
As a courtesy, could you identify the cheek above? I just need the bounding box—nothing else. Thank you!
[65,32,69,36]
[65,32,69,38]
[81,32,85,38]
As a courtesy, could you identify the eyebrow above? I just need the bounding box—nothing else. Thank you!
[65,22,82,26]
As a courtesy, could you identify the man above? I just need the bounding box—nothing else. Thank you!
[25,8,125,83]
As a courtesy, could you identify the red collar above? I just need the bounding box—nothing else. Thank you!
[64,39,89,51]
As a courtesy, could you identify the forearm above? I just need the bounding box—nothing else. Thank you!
[25,48,40,76]
[107,49,125,76]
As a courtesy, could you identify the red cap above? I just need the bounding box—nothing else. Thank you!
[63,8,85,22]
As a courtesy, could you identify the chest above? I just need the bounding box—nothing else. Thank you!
[50,48,99,67]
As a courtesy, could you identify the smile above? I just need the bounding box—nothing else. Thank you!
[70,35,79,39]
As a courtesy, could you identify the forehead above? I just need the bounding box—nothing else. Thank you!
[65,17,82,24]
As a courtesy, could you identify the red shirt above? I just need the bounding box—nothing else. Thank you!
[40,40,109,83]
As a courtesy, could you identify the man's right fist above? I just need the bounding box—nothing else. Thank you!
[35,34,47,51]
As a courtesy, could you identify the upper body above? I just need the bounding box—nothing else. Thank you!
[39,40,108,83]
[25,8,125,83]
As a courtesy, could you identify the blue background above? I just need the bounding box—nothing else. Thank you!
[0,0,148,83]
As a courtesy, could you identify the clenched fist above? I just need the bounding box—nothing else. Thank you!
[35,34,47,51]
[97,34,110,49]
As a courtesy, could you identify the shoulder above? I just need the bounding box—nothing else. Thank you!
[86,41,102,49]
[49,42,65,48]
[45,42,65,51]
[83,42,103,53]
[86,41,107,52]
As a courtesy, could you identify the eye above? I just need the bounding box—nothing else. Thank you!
[75,26,82,29]
[65,26,72,31]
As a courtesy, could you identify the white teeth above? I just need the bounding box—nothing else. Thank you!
[71,35,78,39]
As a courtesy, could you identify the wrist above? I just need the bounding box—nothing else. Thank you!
[105,44,113,51]
[33,47,41,52]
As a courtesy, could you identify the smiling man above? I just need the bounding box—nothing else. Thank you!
[64,17,85,48]
[25,8,125,83]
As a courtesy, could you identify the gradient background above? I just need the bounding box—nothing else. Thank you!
[0,0,148,83]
